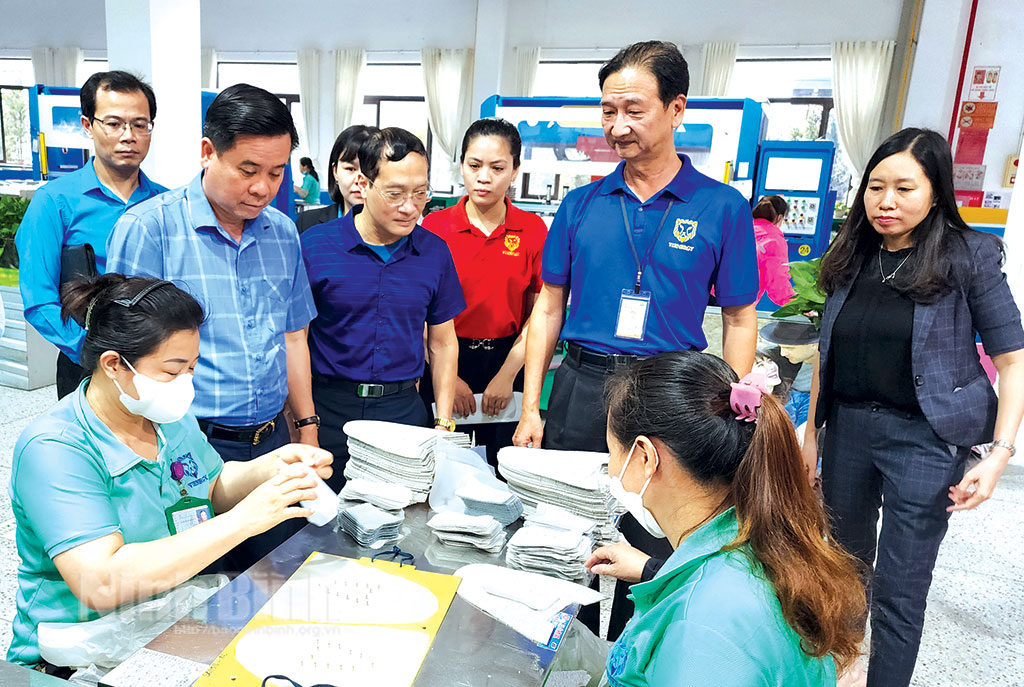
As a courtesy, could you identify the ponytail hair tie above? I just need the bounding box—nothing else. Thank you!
[730,371,770,423]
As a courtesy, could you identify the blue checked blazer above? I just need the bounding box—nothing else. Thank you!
[816,230,1024,447]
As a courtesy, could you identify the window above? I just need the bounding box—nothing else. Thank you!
[79,58,109,85]
[1,86,31,167]
[728,58,852,200]
[533,61,603,98]
[352,63,452,193]
[0,58,33,87]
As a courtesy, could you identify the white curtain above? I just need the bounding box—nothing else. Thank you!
[510,46,539,97]
[831,40,896,176]
[201,48,217,90]
[334,49,365,134]
[297,49,321,164]
[31,46,82,87]
[700,42,736,97]
[421,48,474,167]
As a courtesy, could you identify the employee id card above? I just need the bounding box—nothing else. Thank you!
[615,289,651,340]
[165,496,214,535]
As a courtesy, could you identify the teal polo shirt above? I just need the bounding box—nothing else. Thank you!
[6,380,223,666]
[605,508,837,687]
[541,154,757,356]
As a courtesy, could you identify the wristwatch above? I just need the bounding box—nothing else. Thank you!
[990,439,1016,456]
[294,415,321,430]
[434,417,456,432]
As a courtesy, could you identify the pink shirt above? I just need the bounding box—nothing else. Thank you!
[753,218,796,306]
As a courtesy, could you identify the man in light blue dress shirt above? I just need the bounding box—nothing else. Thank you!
[106,84,318,571]
[15,71,166,398]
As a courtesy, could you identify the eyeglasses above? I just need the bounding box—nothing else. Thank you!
[91,117,155,137]
[369,181,432,206]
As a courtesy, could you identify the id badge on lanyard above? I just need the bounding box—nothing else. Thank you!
[614,195,674,342]
[158,425,214,535]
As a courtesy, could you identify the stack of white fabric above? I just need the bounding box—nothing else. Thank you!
[456,483,524,526]
[339,478,415,511]
[343,421,472,502]
[427,511,506,553]
[505,524,592,581]
[497,446,621,543]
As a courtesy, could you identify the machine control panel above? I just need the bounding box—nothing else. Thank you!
[771,195,820,237]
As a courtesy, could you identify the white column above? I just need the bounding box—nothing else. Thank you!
[900,0,973,131]
[104,0,201,188]
[471,0,508,118]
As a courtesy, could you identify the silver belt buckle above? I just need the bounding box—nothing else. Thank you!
[357,383,385,398]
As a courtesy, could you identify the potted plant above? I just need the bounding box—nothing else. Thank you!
[0,195,29,269]
[771,257,825,329]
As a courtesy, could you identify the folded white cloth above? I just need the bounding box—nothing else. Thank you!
[340,478,415,511]
[505,525,592,581]
[434,392,522,424]
[427,512,506,553]
[455,564,605,644]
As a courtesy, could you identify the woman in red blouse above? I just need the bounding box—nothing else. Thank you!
[422,118,547,465]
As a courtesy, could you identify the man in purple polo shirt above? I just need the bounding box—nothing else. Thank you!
[300,127,464,491]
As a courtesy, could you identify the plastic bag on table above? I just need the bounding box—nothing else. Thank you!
[429,443,511,514]
[37,573,228,683]
[544,619,611,687]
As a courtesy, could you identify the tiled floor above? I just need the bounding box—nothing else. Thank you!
[0,382,1021,684]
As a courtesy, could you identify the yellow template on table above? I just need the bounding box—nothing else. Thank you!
[195,552,461,687]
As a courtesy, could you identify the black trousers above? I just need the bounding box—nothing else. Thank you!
[201,414,296,575]
[422,334,522,469]
[56,352,86,399]
[543,355,674,641]
[314,378,431,492]
[822,401,969,687]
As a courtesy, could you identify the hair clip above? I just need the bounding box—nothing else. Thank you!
[730,371,769,423]
[112,280,172,309]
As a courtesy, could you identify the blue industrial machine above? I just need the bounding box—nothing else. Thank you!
[753,139,837,261]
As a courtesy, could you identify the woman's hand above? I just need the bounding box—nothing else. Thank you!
[229,465,318,538]
[800,430,820,489]
[947,448,1010,511]
[585,542,651,583]
[453,377,477,418]
[269,443,333,482]
[482,373,514,416]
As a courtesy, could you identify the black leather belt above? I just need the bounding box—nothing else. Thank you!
[198,414,281,446]
[316,377,419,398]
[565,341,647,372]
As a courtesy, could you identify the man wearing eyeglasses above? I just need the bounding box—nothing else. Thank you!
[16,71,166,398]
[300,127,464,491]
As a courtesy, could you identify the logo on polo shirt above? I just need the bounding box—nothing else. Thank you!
[175,452,209,490]
[669,218,697,252]
[503,234,521,256]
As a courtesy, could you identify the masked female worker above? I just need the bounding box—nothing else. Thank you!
[586,351,865,686]
[7,274,332,670]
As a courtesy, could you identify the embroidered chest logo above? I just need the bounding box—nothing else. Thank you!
[174,452,208,490]
[503,234,521,256]
[670,218,697,252]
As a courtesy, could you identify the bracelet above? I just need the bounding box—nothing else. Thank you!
[434,417,456,432]
[294,415,321,430]
[990,439,1016,456]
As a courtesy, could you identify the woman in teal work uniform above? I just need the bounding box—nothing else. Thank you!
[7,274,332,673]
[586,351,865,686]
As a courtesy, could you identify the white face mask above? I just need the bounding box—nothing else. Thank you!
[113,357,195,424]
[608,440,665,539]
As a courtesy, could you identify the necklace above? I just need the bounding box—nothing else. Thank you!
[878,247,915,284]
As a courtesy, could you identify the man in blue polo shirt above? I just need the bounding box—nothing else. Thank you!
[106,84,318,572]
[301,127,464,491]
[16,71,166,398]
[514,40,759,639]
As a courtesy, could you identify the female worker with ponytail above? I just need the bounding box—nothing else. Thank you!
[7,274,332,672]
[586,350,865,686]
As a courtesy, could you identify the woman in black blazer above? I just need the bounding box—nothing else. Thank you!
[296,124,379,233]
[804,128,1024,687]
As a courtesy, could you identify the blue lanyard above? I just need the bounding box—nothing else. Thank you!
[619,195,675,294]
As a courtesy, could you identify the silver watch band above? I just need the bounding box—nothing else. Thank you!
[991,439,1016,456]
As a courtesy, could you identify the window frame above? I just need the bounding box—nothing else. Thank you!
[0,84,32,168]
